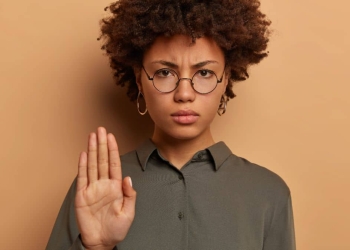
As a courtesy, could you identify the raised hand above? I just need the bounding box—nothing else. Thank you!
[75,127,136,250]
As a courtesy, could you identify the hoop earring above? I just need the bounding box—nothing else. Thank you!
[137,91,148,115]
[217,95,227,116]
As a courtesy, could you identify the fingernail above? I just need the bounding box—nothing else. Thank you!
[129,177,133,187]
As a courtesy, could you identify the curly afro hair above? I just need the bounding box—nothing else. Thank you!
[99,0,271,102]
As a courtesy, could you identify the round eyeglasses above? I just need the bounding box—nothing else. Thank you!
[142,66,225,94]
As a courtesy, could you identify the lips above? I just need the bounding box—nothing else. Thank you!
[171,110,199,124]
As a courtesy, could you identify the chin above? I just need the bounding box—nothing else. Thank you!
[163,126,208,141]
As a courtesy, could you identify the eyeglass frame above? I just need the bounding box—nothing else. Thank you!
[141,65,226,94]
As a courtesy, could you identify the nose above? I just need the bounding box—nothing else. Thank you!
[173,78,196,102]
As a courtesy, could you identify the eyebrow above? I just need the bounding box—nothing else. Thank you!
[150,60,219,69]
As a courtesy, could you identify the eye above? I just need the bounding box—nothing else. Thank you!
[197,70,214,78]
[155,69,176,78]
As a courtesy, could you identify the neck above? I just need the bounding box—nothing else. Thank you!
[151,128,215,169]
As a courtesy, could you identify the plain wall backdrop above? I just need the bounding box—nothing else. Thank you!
[0,0,349,249]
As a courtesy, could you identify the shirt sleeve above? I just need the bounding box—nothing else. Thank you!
[263,193,296,250]
[46,178,83,250]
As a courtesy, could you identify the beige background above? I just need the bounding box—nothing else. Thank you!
[0,0,349,249]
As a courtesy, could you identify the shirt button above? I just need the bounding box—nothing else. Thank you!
[178,175,184,180]
[197,153,203,159]
[178,212,184,220]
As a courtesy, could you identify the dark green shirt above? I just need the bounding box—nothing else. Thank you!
[46,140,295,250]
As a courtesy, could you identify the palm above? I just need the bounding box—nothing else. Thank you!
[75,128,136,249]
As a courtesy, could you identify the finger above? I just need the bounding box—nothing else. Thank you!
[122,177,137,218]
[87,133,98,183]
[76,152,87,191]
[97,127,109,179]
[107,133,122,181]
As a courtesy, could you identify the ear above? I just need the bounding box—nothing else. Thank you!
[133,66,143,91]
[222,70,229,95]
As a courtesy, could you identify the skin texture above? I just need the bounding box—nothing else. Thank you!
[75,35,227,248]
[138,35,228,167]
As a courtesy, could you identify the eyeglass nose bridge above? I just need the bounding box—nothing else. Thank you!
[173,77,198,92]
[175,77,195,89]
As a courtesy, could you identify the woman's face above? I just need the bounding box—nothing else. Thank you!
[138,34,228,142]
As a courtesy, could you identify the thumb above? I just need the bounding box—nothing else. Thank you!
[122,177,137,216]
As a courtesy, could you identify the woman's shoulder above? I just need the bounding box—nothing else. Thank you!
[209,141,289,189]
[226,152,291,199]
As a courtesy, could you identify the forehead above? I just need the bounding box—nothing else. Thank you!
[143,34,225,65]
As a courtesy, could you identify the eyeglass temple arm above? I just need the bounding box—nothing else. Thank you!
[142,66,153,80]
[218,65,226,83]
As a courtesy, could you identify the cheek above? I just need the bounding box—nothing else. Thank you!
[143,91,168,118]
[199,95,222,118]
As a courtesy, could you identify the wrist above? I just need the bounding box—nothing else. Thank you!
[85,247,114,250]
[80,235,116,250]
[84,243,115,250]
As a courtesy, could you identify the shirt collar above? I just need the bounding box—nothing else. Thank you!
[206,141,232,171]
[136,139,232,171]
[136,139,158,171]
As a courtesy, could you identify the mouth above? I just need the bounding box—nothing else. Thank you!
[171,110,199,124]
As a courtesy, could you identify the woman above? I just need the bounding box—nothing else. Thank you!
[47,0,295,249]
